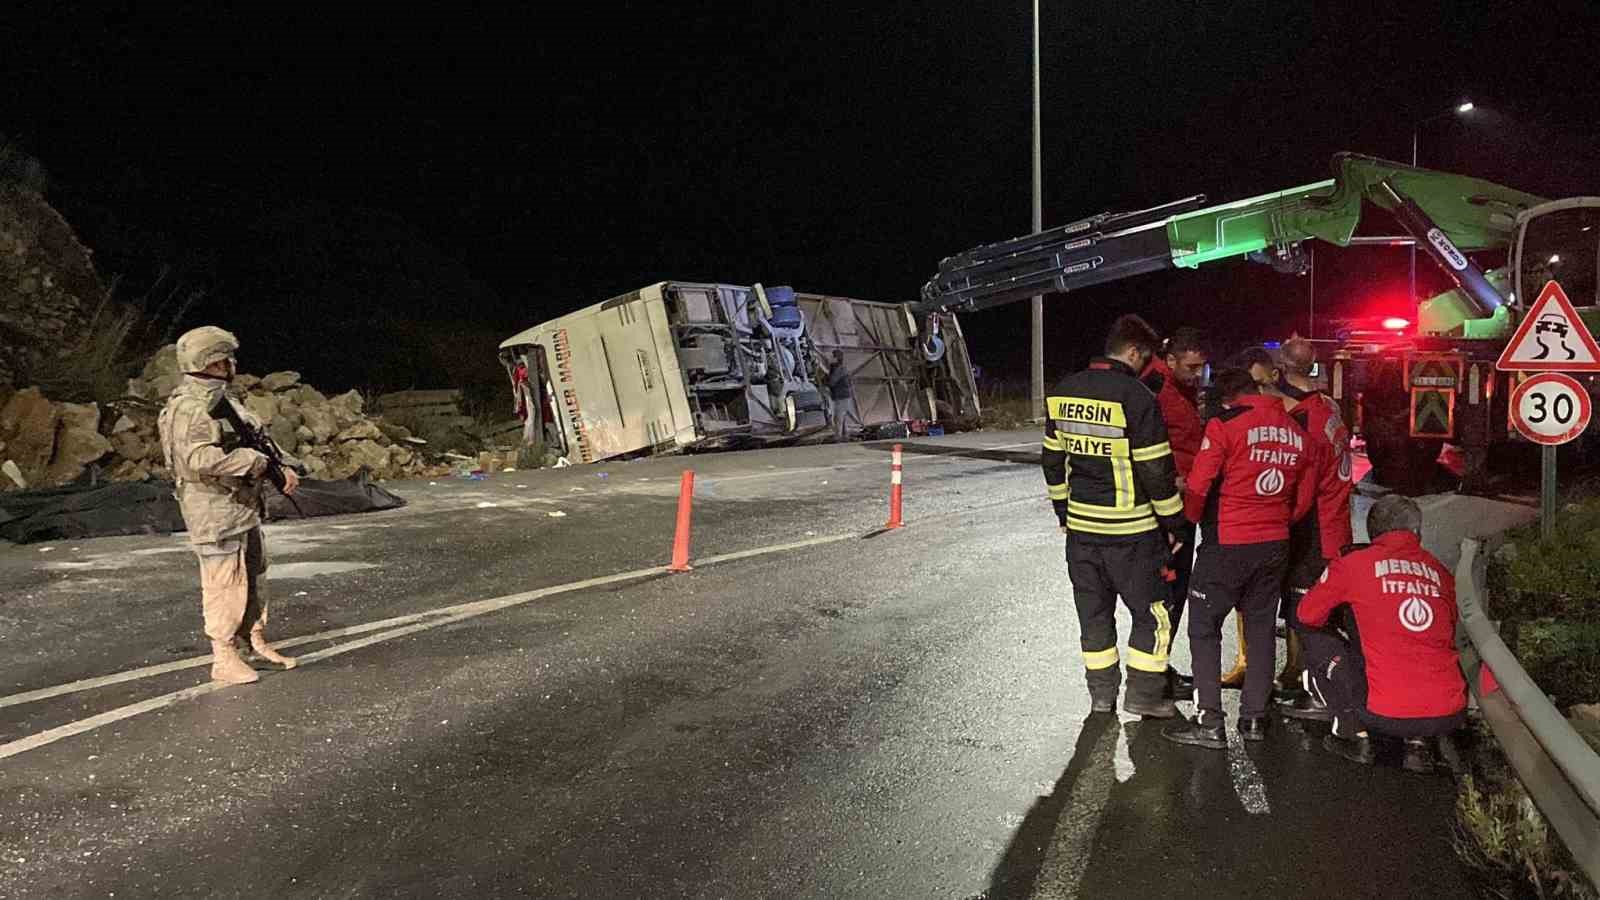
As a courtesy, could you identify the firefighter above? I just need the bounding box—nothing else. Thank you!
[1042,314,1185,718]
[1273,336,1354,707]
[1294,495,1466,773]
[1139,327,1207,698]
[1163,368,1314,748]
[1211,345,1302,690]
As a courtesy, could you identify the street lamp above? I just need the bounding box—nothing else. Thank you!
[1409,99,1475,304]
[1030,0,1044,420]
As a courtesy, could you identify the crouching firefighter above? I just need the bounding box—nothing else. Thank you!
[1042,315,1185,718]
[1292,495,1467,773]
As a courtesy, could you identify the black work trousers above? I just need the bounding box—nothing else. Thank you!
[1297,614,1467,739]
[1280,517,1328,627]
[1188,538,1288,720]
[1066,530,1174,703]
[1167,520,1197,647]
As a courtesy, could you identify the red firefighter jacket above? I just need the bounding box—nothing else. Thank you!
[1288,389,1355,560]
[1298,530,1466,719]
[1184,394,1315,545]
[1140,358,1204,478]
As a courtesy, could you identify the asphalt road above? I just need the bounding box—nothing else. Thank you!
[0,431,1536,898]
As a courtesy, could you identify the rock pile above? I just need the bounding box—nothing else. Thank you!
[0,344,450,491]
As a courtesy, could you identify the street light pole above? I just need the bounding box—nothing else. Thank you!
[1409,126,1419,308]
[1030,0,1044,420]
[1408,101,1473,306]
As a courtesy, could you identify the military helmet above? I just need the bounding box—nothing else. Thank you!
[175,326,240,373]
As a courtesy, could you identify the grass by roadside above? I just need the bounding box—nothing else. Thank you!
[1453,489,1600,899]
[1454,720,1596,899]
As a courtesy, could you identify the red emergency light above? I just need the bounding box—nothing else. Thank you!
[1382,317,1411,331]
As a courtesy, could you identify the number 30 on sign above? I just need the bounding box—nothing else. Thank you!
[1510,373,1593,446]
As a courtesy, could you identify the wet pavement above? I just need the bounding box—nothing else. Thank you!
[0,431,1534,897]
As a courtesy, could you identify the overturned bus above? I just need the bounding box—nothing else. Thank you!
[497,281,980,464]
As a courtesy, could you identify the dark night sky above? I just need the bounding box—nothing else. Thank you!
[5,2,1600,392]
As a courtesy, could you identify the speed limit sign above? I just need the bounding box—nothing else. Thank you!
[1510,373,1592,445]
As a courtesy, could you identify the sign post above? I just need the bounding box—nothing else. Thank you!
[1542,445,1558,539]
[1508,373,1592,538]
[1498,281,1600,538]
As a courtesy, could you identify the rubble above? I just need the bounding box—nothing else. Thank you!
[0,343,456,491]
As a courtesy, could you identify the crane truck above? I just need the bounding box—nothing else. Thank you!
[916,152,1600,492]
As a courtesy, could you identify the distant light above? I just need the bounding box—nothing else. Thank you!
[1456,101,1475,114]
[1262,341,1281,349]
[1383,317,1411,330]
[1550,254,1562,264]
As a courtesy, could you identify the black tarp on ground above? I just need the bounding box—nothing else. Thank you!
[0,469,406,544]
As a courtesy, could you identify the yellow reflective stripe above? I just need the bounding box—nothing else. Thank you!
[1083,647,1120,670]
[1047,396,1127,428]
[1111,457,1135,509]
[1066,516,1158,535]
[1069,499,1154,520]
[1150,492,1183,517]
[1151,602,1173,661]
[1130,441,1172,461]
[1042,434,1065,452]
[1061,434,1130,458]
[1127,646,1168,673]
[1046,482,1070,500]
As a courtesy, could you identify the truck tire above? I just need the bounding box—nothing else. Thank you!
[1365,424,1442,496]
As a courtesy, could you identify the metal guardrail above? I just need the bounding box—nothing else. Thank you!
[1454,537,1600,885]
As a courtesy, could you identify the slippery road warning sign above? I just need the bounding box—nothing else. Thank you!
[1496,280,1600,372]
[1509,373,1591,445]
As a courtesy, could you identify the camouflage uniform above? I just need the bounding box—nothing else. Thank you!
[157,327,296,683]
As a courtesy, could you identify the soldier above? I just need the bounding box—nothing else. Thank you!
[158,326,300,685]
[1042,314,1185,718]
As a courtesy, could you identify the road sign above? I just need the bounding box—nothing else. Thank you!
[1509,372,1592,445]
[1405,352,1461,438]
[1496,280,1600,372]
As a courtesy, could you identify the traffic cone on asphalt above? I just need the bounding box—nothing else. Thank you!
[211,640,260,685]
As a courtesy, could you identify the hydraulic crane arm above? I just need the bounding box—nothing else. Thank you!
[918,152,1546,317]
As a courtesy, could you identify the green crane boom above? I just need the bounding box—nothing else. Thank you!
[919,152,1547,337]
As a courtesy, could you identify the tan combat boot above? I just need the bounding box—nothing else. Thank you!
[211,639,260,685]
[249,627,298,669]
[1278,630,1304,689]
[1219,616,1248,688]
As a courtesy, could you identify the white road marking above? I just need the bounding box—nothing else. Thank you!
[0,566,660,761]
[1030,721,1122,898]
[0,682,229,762]
[0,442,1047,760]
[0,526,940,761]
[1227,739,1272,815]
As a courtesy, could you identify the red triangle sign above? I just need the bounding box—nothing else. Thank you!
[1495,280,1600,372]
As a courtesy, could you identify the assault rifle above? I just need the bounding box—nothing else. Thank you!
[208,393,307,512]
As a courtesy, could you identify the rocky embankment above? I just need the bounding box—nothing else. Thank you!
[0,344,446,492]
